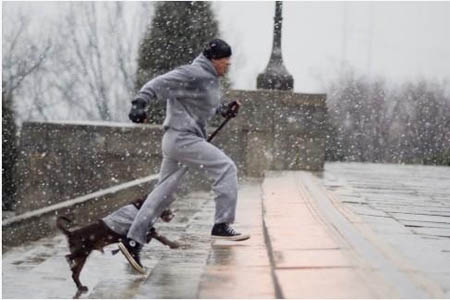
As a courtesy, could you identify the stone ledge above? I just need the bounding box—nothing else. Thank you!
[2,175,159,250]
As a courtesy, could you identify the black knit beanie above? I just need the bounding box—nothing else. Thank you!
[203,39,232,60]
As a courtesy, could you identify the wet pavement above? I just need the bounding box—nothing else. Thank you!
[3,163,450,298]
[322,162,450,298]
[2,189,215,299]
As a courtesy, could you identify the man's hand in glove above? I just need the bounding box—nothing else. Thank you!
[129,98,148,123]
[222,100,241,118]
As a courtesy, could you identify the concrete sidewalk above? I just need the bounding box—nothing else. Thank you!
[3,169,448,298]
[260,172,386,298]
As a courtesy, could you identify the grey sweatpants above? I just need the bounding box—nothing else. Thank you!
[103,129,238,245]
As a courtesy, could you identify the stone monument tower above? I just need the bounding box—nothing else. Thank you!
[257,1,294,91]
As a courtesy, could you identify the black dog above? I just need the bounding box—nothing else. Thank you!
[57,197,180,292]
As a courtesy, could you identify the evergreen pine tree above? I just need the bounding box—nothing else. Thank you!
[2,82,18,210]
[135,1,220,124]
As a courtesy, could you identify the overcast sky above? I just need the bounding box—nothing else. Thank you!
[3,1,450,94]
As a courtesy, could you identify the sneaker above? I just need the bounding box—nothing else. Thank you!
[211,223,250,241]
[118,238,145,274]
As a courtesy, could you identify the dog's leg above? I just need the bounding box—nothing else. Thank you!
[151,232,181,249]
[66,254,75,268]
[71,256,89,292]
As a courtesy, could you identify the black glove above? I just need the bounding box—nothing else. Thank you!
[221,100,240,118]
[128,98,148,123]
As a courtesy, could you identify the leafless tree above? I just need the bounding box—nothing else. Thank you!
[48,2,152,122]
[325,67,450,165]
[2,12,53,121]
[3,2,152,123]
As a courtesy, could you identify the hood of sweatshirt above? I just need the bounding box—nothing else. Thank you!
[192,54,218,77]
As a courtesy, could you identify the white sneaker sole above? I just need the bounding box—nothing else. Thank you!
[118,242,146,274]
[211,234,251,241]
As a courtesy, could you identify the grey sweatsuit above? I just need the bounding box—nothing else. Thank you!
[103,54,238,245]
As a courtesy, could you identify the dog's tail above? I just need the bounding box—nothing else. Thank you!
[56,216,73,236]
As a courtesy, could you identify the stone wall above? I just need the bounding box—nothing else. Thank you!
[221,90,327,176]
[13,121,164,214]
[13,89,327,213]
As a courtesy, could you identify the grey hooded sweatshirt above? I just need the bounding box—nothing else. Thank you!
[136,53,224,138]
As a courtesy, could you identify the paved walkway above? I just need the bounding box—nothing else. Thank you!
[322,162,450,298]
[3,163,450,298]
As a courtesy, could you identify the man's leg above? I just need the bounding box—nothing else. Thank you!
[103,157,183,236]
[118,156,186,273]
[127,129,239,240]
[127,157,186,244]
[164,131,249,241]
[120,130,249,273]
